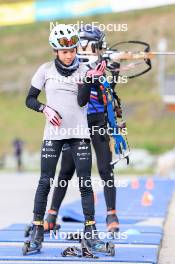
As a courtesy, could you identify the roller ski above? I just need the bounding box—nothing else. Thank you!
[62,237,114,258]
[83,220,115,256]
[43,209,61,233]
[22,221,44,255]
[106,210,120,236]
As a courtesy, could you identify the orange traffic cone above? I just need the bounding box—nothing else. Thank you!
[131,179,140,189]
[141,191,154,206]
[145,178,154,190]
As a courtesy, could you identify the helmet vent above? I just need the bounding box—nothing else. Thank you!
[52,42,57,48]
[60,30,64,35]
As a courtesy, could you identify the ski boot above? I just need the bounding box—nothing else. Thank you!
[22,221,44,255]
[106,210,119,235]
[83,220,115,256]
[44,209,60,233]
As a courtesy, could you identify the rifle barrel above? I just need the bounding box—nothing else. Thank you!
[109,51,175,61]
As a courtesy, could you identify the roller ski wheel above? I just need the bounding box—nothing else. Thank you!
[22,221,44,256]
[44,210,60,233]
[106,211,120,235]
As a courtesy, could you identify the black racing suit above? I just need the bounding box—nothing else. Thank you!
[50,112,116,213]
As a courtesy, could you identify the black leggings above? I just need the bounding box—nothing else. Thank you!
[33,138,94,221]
[51,113,116,213]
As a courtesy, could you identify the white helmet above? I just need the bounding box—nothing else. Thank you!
[49,24,79,50]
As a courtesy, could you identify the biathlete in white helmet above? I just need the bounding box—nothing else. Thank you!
[44,25,120,236]
[22,24,113,255]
